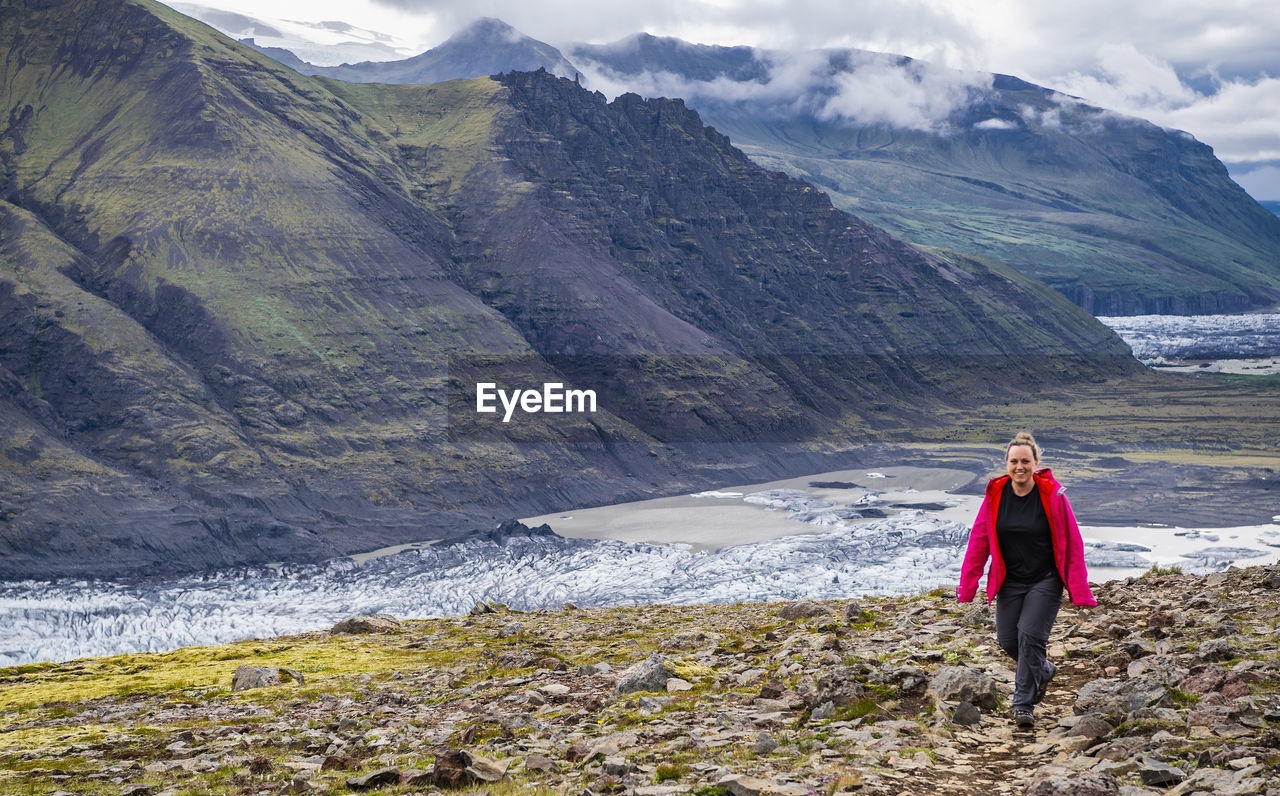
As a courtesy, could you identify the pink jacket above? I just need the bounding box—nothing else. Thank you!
[958,468,1096,606]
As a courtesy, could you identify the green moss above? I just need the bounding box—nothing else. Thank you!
[667,660,717,681]
[654,761,688,782]
[831,698,880,722]
[0,631,443,713]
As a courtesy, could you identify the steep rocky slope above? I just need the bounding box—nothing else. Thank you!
[570,36,1280,316]
[2,565,1278,794]
[248,21,1280,315]
[1,0,1138,578]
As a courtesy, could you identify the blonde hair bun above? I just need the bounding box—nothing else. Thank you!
[1006,432,1040,461]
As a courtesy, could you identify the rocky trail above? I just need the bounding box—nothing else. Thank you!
[2,566,1279,795]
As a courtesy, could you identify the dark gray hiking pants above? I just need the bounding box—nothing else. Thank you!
[996,572,1063,713]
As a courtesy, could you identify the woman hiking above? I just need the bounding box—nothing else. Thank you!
[958,432,1096,727]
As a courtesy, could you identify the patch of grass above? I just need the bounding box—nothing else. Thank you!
[1113,717,1180,736]
[668,660,716,681]
[831,698,880,722]
[1144,564,1184,577]
[655,761,688,782]
[0,627,454,714]
[847,610,878,630]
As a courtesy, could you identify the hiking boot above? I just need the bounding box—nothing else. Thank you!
[1035,661,1057,704]
[1012,709,1035,728]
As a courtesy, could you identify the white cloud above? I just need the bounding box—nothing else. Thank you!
[579,49,991,133]
[1045,46,1280,168]
[1052,43,1197,112]
[162,0,1280,195]
[575,48,832,114]
[974,118,1017,131]
[1154,78,1280,164]
[817,58,991,131]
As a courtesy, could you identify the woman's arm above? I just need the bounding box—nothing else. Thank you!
[1060,496,1098,607]
[957,498,992,603]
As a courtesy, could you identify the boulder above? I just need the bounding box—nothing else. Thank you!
[565,740,599,763]
[961,605,994,629]
[330,614,401,634]
[638,696,673,714]
[1127,654,1186,683]
[1197,638,1236,662]
[525,754,555,772]
[1138,757,1186,786]
[751,732,780,755]
[1074,676,1169,718]
[1167,766,1268,796]
[1066,714,1114,741]
[1024,773,1120,796]
[889,665,930,697]
[952,701,982,725]
[777,600,827,620]
[842,601,864,623]
[719,773,813,796]
[347,767,400,790]
[231,665,305,692]
[926,666,998,710]
[432,748,468,787]
[614,654,675,696]
[1178,666,1226,694]
[461,750,509,783]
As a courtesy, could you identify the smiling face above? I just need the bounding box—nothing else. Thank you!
[1006,443,1038,493]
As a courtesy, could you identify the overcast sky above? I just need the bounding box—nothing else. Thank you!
[171,0,1280,200]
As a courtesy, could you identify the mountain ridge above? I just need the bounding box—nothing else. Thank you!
[230,15,1280,314]
[260,17,580,84]
[570,35,1280,315]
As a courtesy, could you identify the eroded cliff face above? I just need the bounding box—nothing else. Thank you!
[571,38,1280,316]
[248,24,1280,316]
[0,0,1140,578]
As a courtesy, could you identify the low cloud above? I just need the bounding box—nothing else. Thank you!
[974,118,1017,131]
[574,48,832,116]
[577,48,991,133]
[816,56,990,131]
[1051,44,1280,166]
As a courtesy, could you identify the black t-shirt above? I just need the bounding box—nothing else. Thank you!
[996,481,1058,583]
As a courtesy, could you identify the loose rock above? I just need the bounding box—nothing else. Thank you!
[927,666,998,710]
[230,665,305,692]
[777,600,826,620]
[347,767,400,790]
[613,654,675,696]
[1024,773,1120,796]
[329,614,401,634]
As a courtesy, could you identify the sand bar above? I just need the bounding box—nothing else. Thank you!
[523,464,1280,577]
[522,465,978,550]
